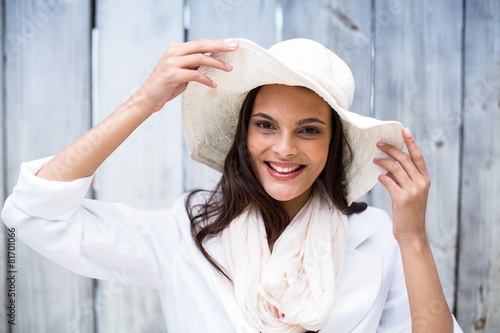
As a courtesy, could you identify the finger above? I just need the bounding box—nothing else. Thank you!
[373,157,410,188]
[169,39,239,56]
[378,173,403,199]
[402,128,429,177]
[176,68,218,88]
[174,53,233,72]
[385,171,401,187]
[376,141,422,182]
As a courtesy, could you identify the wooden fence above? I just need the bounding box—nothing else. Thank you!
[1,0,499,332]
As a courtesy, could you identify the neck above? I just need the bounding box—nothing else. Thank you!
[278,186,313,220]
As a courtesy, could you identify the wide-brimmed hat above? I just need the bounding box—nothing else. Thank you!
[182,38,404,204]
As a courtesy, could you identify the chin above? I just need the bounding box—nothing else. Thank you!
[264,184,308,203]
[268,192,298,203]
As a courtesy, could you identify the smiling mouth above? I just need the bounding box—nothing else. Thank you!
[266,162,305,174]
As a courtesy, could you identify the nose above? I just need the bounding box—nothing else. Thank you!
[273,132,298,158]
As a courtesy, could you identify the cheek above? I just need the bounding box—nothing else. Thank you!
[309,139,330,169]
[247,128,267,155]
[246,131,261,165]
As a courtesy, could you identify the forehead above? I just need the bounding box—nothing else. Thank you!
[252,84,331,118]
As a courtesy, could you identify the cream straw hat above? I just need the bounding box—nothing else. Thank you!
[182,38,404,204]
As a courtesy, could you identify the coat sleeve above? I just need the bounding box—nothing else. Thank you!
[377,243,412,332]
[377,238,464,333]
[1,157,185,289]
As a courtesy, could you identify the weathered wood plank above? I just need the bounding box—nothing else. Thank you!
[372,0,462,308]
[4,0,94,332]
[456,0,500,330]
[94,0,184,332]
[186,0,276,191]
[0,2,9,332]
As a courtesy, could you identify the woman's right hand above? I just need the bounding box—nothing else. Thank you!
[36,39,238,181]
[134,39,238,113]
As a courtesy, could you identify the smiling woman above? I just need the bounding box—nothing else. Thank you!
[2,38,463,332]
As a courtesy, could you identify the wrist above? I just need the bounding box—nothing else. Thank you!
[124,91,159,117]
[396,233,431,255]
[127,82,166,114]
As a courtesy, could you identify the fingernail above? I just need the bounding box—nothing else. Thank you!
[225,39,238,50]
[225,63,233,70]
[377,141,386,147]
[373,157,379,163]
[403,128,412,138]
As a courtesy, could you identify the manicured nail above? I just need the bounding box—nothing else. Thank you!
[403,128,412,138]
[377,141,386,147]
[225,39,238,50]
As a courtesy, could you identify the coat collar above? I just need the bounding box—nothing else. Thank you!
[347,212,377,248]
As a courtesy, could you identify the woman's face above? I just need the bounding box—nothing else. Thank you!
[247,84,332,211]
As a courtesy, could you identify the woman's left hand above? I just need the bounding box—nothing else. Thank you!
[374,129,455,332]
[373,128,431,245]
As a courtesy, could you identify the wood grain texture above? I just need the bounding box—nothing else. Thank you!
[371,0,462,308]
[456,0,500,331]
[185,0,277,191]
[3,0,94,332]
[188,0,276,46]
[94,0,184,332]
[0,2,8,332]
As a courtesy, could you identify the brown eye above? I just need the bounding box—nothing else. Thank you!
[256,122,274,130]
[300,127,320,135]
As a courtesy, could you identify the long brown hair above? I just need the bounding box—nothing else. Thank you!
[186,86,367,279]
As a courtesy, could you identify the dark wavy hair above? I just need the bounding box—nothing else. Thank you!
[186,86,367,279]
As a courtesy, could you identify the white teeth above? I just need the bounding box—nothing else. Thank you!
[269,163,301,173]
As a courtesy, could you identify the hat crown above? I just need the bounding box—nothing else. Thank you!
[268,39,355,110]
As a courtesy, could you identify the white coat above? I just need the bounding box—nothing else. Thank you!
[1,157,463,332]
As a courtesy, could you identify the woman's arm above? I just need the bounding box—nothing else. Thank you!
[37,39,238,181]
[373,128,453,332]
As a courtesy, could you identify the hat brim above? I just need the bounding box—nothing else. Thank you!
[182,38,404,204]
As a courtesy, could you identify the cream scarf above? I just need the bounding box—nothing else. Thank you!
[221,186,348,332]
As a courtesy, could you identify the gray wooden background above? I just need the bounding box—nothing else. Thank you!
[1,0,499,332]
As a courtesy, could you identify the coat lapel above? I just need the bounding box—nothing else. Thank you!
[322,216,383,332]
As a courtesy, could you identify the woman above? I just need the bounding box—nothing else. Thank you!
[2,38,462,332]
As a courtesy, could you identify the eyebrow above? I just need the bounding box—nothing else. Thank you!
[252,112,327,126]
